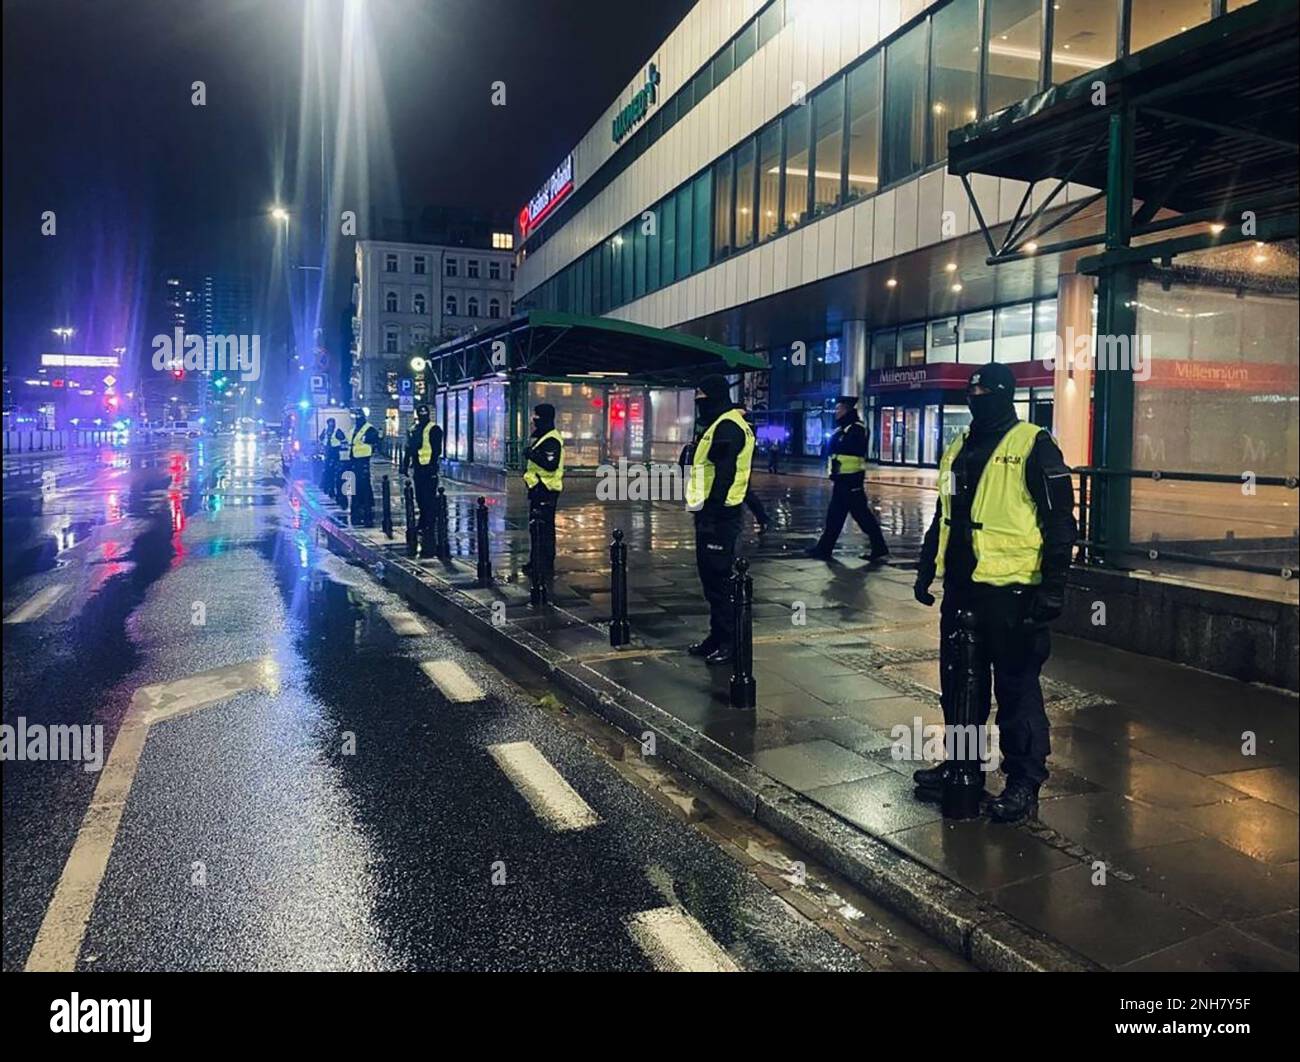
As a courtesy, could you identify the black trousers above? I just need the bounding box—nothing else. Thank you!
[694,505,743,645]
[320,456,337,492]
[527,485,558,577]
[815,472,887,554]
[412,467,438,549]
[349,459,374,527]
[744,487,769,526]
[938,584,1051,786]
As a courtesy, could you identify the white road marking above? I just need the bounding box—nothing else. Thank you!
[626,906,739,972]
[5,585,68,624]
[419,659,484,703]
[487,741,600,832]
[381,608,426,636]
[24,655,280,972]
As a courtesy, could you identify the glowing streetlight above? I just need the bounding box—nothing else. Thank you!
[409,356,427,372]
[270,206,290,224]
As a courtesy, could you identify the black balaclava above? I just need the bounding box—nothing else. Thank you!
[352,410,366,429]
[695,373,732,427]
[416,404,430,426]
[531,403,556,437]
[965,362,1018,439]
[834,395,860,428]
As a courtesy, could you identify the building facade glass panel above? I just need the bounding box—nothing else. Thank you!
[1050,0,1118,83]
[985,0,1043,113]
[812,79,845,214]
[929,0,980,164]
[782,105,811,229]
[734,138,757,250]
[846,54,881,201]
[882,21,928,186]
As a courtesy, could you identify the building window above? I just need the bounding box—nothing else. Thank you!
[1050,0,1118,84]
[812,80,845,215]
[1033,299,1059,361]
[412,292,426,315]
[870,329,898,370]
[675,182,694,279]
[445,257,458,277]
[467,296,480,317]
[492,231,513,250]
[1129,0,1211,54]
[929,0,980,165]
[959,310,995,363]
[756,123,782,241]
[757,0,783,49]
[713,152,735,257]
[995,304,1035,362]
[384,327,399,354]
[445,294,458,316]
[846,54,881,201]
[413,255,427,275]
[467,259,480,279]
[782,105,811,229]
[734,138,757,250]
[385,290,399,312]
[882,20,928,186]
[734,19,757,66]
[929,317,960,363]
[489,260,501,280]
[384,253,398,272]
[510,263,516,280]
[660,195,677,287]
[985,0,1043,114]
[691,172,712,273]
[488,297,501,319]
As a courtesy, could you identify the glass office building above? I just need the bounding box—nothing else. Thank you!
[513,0,1275,467]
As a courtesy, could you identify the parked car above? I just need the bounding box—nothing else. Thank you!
[155,420,201,438]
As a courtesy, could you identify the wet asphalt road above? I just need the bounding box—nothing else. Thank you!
[2,435,959,972]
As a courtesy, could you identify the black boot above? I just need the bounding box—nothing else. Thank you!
[988,779,1040,823]
[704,646,734,667]
[913,761,953,790]
[805,545,833,560]
[687,636,719,658]
[860,546,890,564]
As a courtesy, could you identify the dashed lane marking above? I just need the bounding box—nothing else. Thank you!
[487,740,600,832]
[381,608,426,636]
[626,906,739,972]
[24,655,280,972]
[419,659,485,703]
[5,585,68,624]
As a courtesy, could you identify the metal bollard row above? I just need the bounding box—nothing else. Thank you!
[475,496,492,584]
[381,475,394,539]
[609,529,630,647]
[403,480,417,557]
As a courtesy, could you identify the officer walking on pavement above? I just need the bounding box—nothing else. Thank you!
[685,374,755,666]
[522,403,564,579]
[911,362,1076,823]
[806,395,889,562]
[347,408,381,527]
[399,403,444,557]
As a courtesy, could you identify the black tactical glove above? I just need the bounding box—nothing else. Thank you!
[830,456,841,476]
[913,576,936,607]
[1029,581,1065,624]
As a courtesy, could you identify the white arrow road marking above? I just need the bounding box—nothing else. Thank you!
[419,659,484,703]
[487,741,600,832]
[381,608,426,636]
[5,585,68,624]
[24,655,280,972]
[626,906,739,972]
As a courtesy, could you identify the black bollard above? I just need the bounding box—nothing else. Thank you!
[609,529,630,647]
[728,558,756,709]
[528,516,548,606]
[435,487,451,561]
[475,496,492,583]
[941,608,986,820]
[381,476,394,538]
[403,481,417,557]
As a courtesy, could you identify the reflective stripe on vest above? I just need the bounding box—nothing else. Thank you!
[827,424,867,476]
[936,420,1043,587]
[686,408,755,511]
[522,429,564,492]
[416,422,436,466]
[351,425,372,459]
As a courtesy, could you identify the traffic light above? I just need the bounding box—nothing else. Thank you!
[171,368,185,380]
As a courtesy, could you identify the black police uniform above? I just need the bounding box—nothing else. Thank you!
[319,422,343,495]
[400,414,444,555]
[523,406,563,579]
[348,418,381,527]
[809,404,888,559]
[914,363,1076,819]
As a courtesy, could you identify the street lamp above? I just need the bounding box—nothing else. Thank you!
[270,206,290,224]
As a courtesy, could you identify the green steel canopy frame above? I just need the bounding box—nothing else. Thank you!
[945,0,1299,566]
[422,309,766,468]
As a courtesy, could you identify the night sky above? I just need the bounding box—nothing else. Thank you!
[2,0,696,397]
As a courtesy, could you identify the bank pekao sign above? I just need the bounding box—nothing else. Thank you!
[519,153,574,240]
[611,62,660,144]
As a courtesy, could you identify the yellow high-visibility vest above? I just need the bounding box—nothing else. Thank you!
[827,424,867,476]
[416,422,437,466]
[522,429,564,491]
[936,420,1043,587]
[350,425,373,459]
[337,430,350,461]
[686,408,754,511]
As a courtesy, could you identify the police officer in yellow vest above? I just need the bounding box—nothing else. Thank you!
[522,403,564,579]
[912,363,1076,823]
[400,403,444,557]
[685,374,755,666]
[347,408,381,528]
[807,395,889,562]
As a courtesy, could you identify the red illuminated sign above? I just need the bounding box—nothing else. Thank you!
[520,154,574,240]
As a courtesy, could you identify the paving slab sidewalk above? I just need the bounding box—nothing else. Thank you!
[299,462,1298,972]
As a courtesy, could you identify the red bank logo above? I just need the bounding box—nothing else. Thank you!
[520,154,574,240]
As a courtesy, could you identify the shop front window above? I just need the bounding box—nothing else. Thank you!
[899,325,927,365]
[871,329,898,370]
[529,381,604,467]
[929,317,959,363]
[959,310,994,363]
[924,404,941,464]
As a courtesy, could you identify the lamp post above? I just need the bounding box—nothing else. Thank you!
[50,327,76,429]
